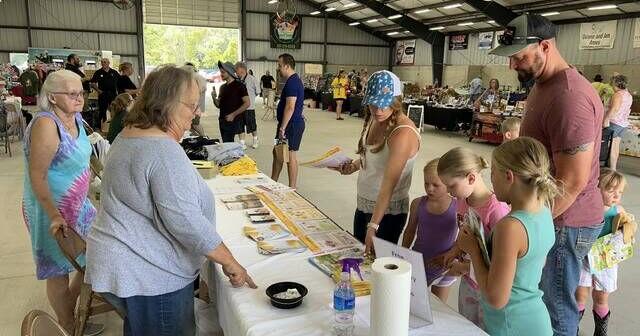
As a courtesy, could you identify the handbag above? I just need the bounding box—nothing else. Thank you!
[274,138,289,163]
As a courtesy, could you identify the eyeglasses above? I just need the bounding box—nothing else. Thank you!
[498,26,543,46]
[180,101,200,114]
[52,91,84,101]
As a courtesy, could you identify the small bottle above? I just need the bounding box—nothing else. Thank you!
[333,261,355,336]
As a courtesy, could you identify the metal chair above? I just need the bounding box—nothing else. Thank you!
[0,103,11,157]
[54,228,122,336]
[21,310,70,336]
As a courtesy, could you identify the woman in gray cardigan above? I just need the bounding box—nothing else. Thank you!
[85,65,256,336]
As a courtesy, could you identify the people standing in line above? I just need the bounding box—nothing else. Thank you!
[271,53,306,189]
[22,70,102,335]
[85,65,256,336]
[183,62,208,136]
[89,58,119,130]
[106,93,134,143]
[459,137,557,336]
[335,70,420,254]
[235,62,260,149]
[212,61,249,143]
[401,158,458,303]
[117,62,139,96]
[491,14,605,336]
[435,147,511,329]
[331,70,348,120]
[468,75,483,105]
[473,78,500,110]
[603,74,632,170]
[260,70,276,105]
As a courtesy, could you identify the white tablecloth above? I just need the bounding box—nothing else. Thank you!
[204,174,487,336]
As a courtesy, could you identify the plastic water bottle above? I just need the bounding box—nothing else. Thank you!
[333,271,355,336]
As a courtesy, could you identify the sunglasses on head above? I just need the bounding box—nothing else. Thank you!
[498,26,543,46]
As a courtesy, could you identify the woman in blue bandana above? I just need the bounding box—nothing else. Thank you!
[335,70,421,254]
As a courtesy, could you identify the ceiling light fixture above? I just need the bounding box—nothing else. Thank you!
[388,14,402,20]
[387,32,399,36]
[457,22,474,26]
[541,11,560,16]
[349,22,360,26]
[414,9,431,14]
[366,18,379,23]
[344,2,358,8]
[404,30,410,33]
[310,11,321,15]
[325,7,336,12]
[588,5,618,10]
[443,3,463,9]
[267,0,277,4]
[487,20,496,24]
[429,26,445,30]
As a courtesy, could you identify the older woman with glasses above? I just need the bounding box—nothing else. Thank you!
[85,65,256,336]
[22,70,99,334]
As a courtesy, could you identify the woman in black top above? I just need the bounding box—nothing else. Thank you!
[117,62,139,95]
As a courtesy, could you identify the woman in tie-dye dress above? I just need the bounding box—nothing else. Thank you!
[22,70,97,333]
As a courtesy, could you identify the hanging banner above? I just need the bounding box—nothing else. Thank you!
[634,18,640,48]
[493,30,505,49]
[270,13,302,49]
[449,34,469,50]
[395,39,416,65]
[580,20,617,50]
[478,32,494,50]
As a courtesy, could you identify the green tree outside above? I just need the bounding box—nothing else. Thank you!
[143,24,240,69]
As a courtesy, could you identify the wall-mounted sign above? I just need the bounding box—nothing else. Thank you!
[478,32,494,50]
[580,20,617,50]
[449,34,469,50]
[395,39,416,65]
[270,13,302,49]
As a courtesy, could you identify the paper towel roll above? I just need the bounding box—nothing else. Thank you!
[370,257,412,336]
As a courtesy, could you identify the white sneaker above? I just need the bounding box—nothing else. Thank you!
[241,143,247,150]
[252,142,259,149]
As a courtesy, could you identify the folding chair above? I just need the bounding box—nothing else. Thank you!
[54,229,122,336]
[21,310,70,336]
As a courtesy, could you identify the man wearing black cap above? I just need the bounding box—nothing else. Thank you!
[212,61,249,142]
[491,14,604,336]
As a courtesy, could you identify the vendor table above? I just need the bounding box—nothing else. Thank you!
[423,105,473,131]
[469,112,504,144]
[203,174,487,336]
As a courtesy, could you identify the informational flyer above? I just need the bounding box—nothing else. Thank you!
[295,218,341,234]
[301,146,353,169]
[302,230,362,254]
[243,224,291,242]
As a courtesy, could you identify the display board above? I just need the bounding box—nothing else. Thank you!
[407,104,424,132]
[478,32,494,49]
[270,13,302,49]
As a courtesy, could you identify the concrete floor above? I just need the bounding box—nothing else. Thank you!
[1,99,638,335]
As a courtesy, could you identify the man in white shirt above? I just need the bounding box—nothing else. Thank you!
[235,62,260,149]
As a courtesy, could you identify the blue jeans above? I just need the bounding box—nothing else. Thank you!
[101,282,195,336]
[540,224,603,336]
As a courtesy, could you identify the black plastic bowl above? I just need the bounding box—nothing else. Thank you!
[265,282,308,309]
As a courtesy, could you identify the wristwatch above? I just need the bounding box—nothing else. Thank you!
[367,222,379,232]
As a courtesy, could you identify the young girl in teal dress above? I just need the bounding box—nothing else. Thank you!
[458,137,557,336]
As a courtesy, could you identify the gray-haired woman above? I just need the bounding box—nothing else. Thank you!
[603,74,632,170]
[85,65,256,336]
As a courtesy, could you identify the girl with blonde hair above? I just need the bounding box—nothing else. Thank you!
[435,146,510,328]
[458,137,558,336]
[336,70,420,253]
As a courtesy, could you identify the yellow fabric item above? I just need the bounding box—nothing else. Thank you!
[220,156,258,176]
[332,77,348,99]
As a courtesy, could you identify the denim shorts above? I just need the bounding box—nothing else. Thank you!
[607,123,627,138]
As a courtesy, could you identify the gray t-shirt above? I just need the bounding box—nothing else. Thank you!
[85,136,222,297]
[242,74,260,110]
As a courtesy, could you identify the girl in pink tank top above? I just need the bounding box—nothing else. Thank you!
[434,147,510,329]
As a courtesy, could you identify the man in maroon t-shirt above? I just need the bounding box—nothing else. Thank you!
[491,14,604,336]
